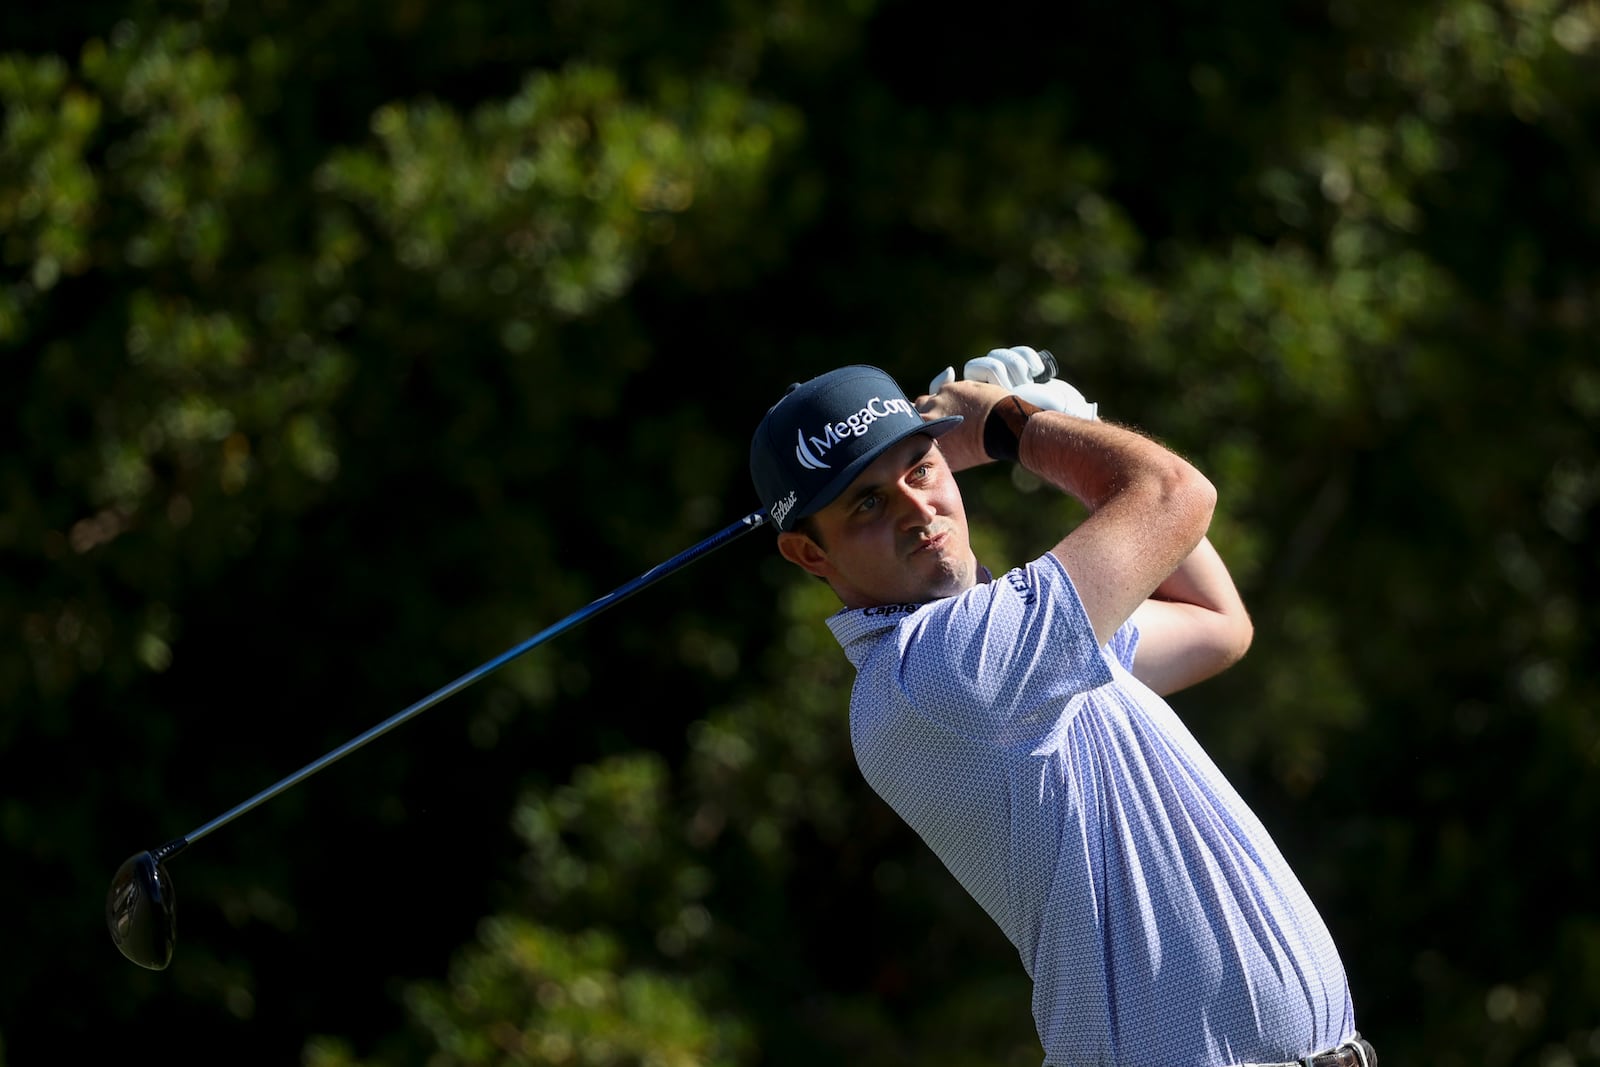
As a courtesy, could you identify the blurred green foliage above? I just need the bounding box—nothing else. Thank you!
[2,0,1597,1064]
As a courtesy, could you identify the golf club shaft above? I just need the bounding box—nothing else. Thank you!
[177,509,770,849]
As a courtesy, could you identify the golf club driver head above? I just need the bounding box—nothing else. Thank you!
[107,850,176,970]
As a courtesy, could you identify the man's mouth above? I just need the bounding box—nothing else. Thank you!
[908,528,950,557]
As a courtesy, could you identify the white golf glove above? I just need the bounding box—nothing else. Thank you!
[930,345,1098,420]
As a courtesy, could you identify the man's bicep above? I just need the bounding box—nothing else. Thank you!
[1127,598,1249,696]
[1049,492,1195,645]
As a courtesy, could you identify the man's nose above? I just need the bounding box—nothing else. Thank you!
[891,482,938,526]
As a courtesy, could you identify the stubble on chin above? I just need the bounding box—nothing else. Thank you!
[920,548,977,602]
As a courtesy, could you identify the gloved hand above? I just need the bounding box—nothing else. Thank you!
[930,345,1098,420]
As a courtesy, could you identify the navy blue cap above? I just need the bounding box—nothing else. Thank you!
[749,365,962,532]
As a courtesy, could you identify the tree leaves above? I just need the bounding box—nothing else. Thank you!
[3,1,1598,1065]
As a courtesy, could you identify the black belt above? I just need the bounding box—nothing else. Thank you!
[1243,1035,1378,1067]
[1308,1036,1377,1067]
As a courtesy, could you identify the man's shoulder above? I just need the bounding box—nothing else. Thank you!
[827,557,1082,650]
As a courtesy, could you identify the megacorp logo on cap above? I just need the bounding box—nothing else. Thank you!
[749,365,962,533]
[794,395,917,471]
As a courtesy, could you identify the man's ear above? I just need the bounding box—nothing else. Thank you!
[777,530,831,578]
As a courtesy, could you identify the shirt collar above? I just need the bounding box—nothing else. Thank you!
[823,564,993,666]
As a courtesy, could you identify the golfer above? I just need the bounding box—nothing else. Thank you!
[748,350,1374,1067]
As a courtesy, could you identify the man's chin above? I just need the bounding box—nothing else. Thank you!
[919,554,976,601]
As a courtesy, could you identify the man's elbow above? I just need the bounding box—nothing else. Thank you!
[1162,461,1217,549]
[1216,608,1254,672]
[1174,612,1252,693]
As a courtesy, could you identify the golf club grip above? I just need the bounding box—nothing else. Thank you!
[1034,349,1058,383]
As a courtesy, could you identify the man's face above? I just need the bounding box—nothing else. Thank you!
[777,433,976,607]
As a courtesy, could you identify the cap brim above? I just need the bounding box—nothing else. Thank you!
[790,415,963,527]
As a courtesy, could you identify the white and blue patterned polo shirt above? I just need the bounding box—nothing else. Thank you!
[829,552,1355,1067]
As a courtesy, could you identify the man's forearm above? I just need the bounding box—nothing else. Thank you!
[1016,410,1208,515]
[1149,536,1248,617]
[1016,410,1217,645]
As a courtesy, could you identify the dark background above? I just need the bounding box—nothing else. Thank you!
[3,1,1597,1064]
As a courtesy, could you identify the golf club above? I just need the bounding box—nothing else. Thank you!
[106,351,1064,970]
[107,508,770,969]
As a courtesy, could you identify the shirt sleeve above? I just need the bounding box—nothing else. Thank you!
[1107,616,1141,672]
[892,553,1116,751]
